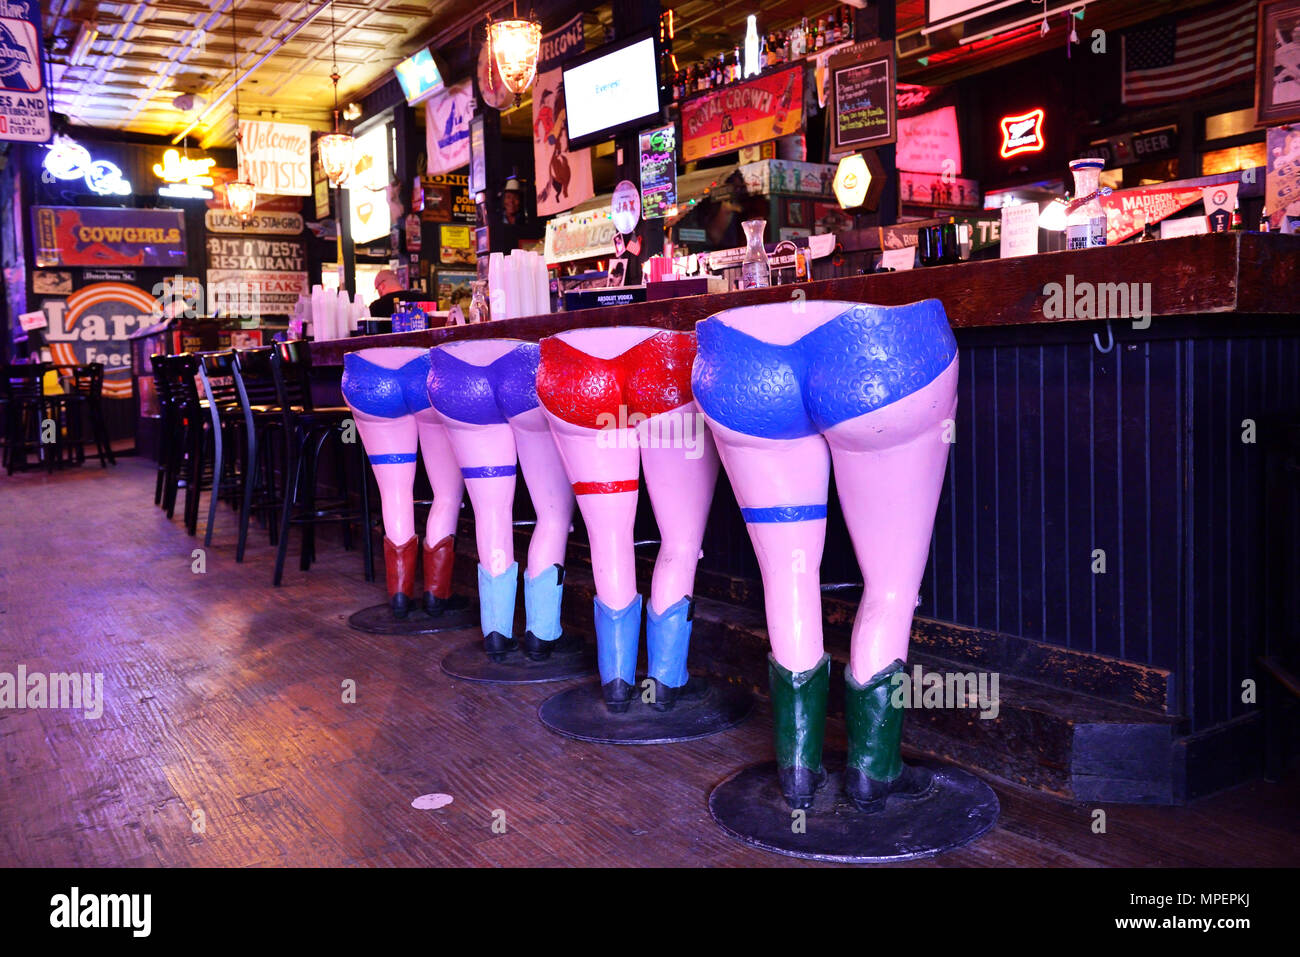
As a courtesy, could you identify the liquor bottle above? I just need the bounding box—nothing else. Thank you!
[741,219,771,289]
[1230,199,1243,231]
[814,17,825,50]
[1066,158,1108,249]
[794,244,809,281]
[733,47,742,82]
[846,7,855,42]
[828,13,839,45]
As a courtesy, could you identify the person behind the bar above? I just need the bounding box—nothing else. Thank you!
[369,269,421,318]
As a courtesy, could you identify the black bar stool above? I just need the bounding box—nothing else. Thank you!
[231,346,288,562]
[196,350,247,547]
[3,362,55,474]
[268,339,372,586]
[150,353,179,506]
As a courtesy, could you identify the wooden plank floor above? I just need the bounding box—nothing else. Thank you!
[1,459,1297,868]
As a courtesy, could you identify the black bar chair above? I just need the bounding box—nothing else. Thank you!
[70,363,116,468]
[3,362,55,474]
[196,350,247,547]
[231,346,288,562]
[151,353,178,506]
[157,354,204,531]
[268,339,372,586]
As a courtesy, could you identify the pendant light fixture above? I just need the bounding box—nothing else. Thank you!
[486,1,542,107]
[226,3,257,223]
[317,0,354,187]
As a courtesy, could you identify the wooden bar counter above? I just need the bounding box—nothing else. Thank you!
[309,232,1300,804]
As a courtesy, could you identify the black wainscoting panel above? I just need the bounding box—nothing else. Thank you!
[547,321,1298,734]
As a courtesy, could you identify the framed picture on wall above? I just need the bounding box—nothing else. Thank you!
[1257,0,1300,126]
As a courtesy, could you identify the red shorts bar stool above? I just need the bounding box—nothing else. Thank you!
[532,326,751,744]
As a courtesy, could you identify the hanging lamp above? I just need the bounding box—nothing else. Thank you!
[486,1,542,107]
[226,4,257,222]
[317,0,354,187]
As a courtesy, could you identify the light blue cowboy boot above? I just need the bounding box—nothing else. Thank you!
[520,564,583,660]
[595,594,642,713]
[646,595,703,711]
[478,562,518,661]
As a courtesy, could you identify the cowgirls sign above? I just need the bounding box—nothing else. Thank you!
[237,119,312,196]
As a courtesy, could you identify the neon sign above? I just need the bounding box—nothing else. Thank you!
[42,134,132,196]
[999,108,1045,159]
[833,153,872,209]
[153,148,216,199]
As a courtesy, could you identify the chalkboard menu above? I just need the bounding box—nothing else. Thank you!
[639,125,677,220]
[830,41,896,154]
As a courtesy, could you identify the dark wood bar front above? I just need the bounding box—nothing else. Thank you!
[309,233,1300,804]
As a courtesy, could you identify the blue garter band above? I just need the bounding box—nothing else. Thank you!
[461,465,518,479]
[740,504,828,523]
[692,299,957,440]
[369,452,417,465]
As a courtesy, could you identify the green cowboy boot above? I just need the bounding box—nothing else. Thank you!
[844,659,934,813]
[768,653,830,809]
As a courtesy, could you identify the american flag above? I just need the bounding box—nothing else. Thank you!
[1122,0,1257,106]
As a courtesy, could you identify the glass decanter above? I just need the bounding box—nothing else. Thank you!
[740,219,771,289]
[1066,158,1108,250]
[469,281,490,323]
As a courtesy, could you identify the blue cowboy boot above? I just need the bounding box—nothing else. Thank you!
[520,564,583,660]
[595,594,642,713]
[478,562,518,661]
[646,595,704,711]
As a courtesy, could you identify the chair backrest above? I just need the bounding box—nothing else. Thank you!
[162,354,202,417]
[70,364,104,400]
[273,339,314,412]
[197,350,240,407]
[4,362,49,400]
[150,354,174,408]
[232,346,277,409]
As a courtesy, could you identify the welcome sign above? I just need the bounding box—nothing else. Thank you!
[237,119,312,196]
[33,207,186,267]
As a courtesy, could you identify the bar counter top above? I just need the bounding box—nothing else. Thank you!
[308,232,1300,365]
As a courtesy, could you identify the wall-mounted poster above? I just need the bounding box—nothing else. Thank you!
[425,80,474,176]
[205,236,308,315]
[32,271,72,295]
[533,66,594,216]
[32,207,186,268]
[205,209,304,235]
[896,105,961,175]
[237,120,312,196]
[829,41,896,154]
[682,66,804,163]
[41,283,160,399]
[422,172,475,223]
[639,125,676,220]
[900,171,980,209]
[347,124,391,245]
[0,2,52,143]
[439,224,475,266]
[468,115,487,196]
[1266,124,1300,225]
[434,269,476,311]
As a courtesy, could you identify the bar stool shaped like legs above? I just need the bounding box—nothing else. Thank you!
[693,298,998,863]
[532,326,751,744]
[341,346,472,635]
[427,339,595,683]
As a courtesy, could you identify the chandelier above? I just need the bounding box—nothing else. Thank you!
[486,3,542,107]
[227,4,257,222]
[318,1,354,187]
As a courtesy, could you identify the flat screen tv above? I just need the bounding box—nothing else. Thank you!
[562,30,663,150]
